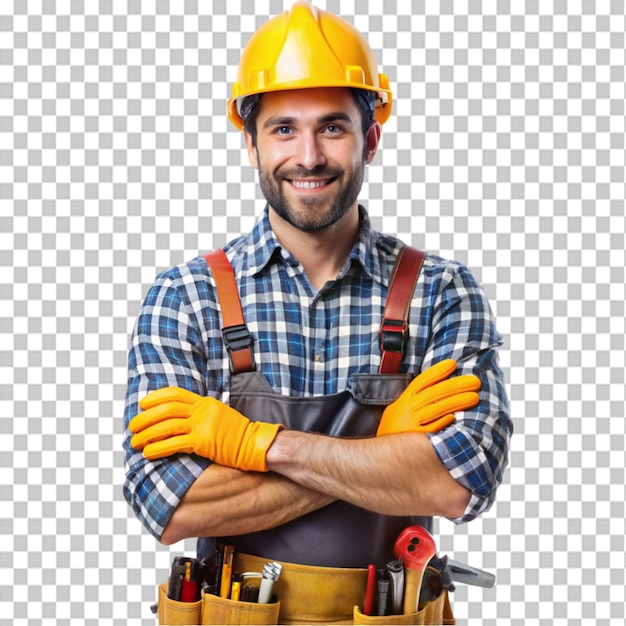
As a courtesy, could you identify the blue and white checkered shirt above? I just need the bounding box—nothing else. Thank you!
[123,206,511,540]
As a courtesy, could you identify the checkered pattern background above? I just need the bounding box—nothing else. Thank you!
[2,0,625,624]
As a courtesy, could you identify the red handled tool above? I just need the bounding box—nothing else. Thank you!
[363,563,377,615]
[179,561,199,602]
[393,525,437,614]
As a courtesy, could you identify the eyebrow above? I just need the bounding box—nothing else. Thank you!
[262,112,355,129]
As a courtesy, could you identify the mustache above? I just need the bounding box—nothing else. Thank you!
[277,165,343,180]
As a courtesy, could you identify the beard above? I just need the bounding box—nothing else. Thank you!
[257,160,365,233]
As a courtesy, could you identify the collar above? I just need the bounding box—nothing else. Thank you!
[243,205,400,287]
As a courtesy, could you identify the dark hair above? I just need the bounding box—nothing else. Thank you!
[242,88,374,147]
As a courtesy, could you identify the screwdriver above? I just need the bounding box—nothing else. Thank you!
[179,561,198,602]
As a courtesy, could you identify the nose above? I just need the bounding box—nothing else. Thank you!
[295,130,326,170]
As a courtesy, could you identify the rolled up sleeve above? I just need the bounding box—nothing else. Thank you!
[122,268,214,540]
[423,262,512,523]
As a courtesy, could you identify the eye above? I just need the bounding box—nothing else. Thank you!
[274,126,294,136]
[324,124,343,135]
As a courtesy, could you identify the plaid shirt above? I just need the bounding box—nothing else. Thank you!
[123,206,511,540]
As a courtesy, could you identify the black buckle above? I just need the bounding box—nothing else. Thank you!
[222,324,253,352]
[379,319,409,355]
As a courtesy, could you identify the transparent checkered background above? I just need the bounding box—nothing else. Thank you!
[2,0,625,624]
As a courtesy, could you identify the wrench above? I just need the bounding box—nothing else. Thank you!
[393,525,437,614]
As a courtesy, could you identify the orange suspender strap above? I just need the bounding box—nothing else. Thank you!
[204,249,256,374]
[378,246,426,374]
[204,245,425,376]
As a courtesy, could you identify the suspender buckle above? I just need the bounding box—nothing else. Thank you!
[222,324,254,353]
[379,319,409,355]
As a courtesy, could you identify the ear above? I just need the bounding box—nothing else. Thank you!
[244,130,259,169]
[364,121,381,164]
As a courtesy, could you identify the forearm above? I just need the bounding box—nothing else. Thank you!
[266,431,470,519]
[160,462,335,545]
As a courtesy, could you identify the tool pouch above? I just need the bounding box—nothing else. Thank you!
[157,582,202,625]
[352,589,455,625]
[157,581,453,625]
[157,582,281,625]
[419,588,455,625]
[353,606,421,625]
[200,589,280,625]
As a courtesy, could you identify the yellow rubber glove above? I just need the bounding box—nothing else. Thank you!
[129,387,283,472]
[376,359,481,436]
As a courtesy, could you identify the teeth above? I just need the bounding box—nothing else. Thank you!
[291,180,326,189]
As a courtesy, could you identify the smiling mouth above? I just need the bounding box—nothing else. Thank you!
[288,178,336,190]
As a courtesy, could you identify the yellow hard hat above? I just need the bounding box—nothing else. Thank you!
[227,1,392,130]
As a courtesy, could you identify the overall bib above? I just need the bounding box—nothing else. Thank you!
[184,248,456,624]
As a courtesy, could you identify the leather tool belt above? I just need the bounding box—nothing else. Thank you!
[157,552,455,625]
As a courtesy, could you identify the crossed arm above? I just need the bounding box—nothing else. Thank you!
[160,431,468,545]
[132,363,476,544]
[160,463,334,545]
[124,264,511,544]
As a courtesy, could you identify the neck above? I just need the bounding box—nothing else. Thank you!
[269,205,361,291]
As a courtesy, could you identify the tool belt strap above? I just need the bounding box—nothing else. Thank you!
[235,552,367,624]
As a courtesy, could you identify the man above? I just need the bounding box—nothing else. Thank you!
[123,2,511,623]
